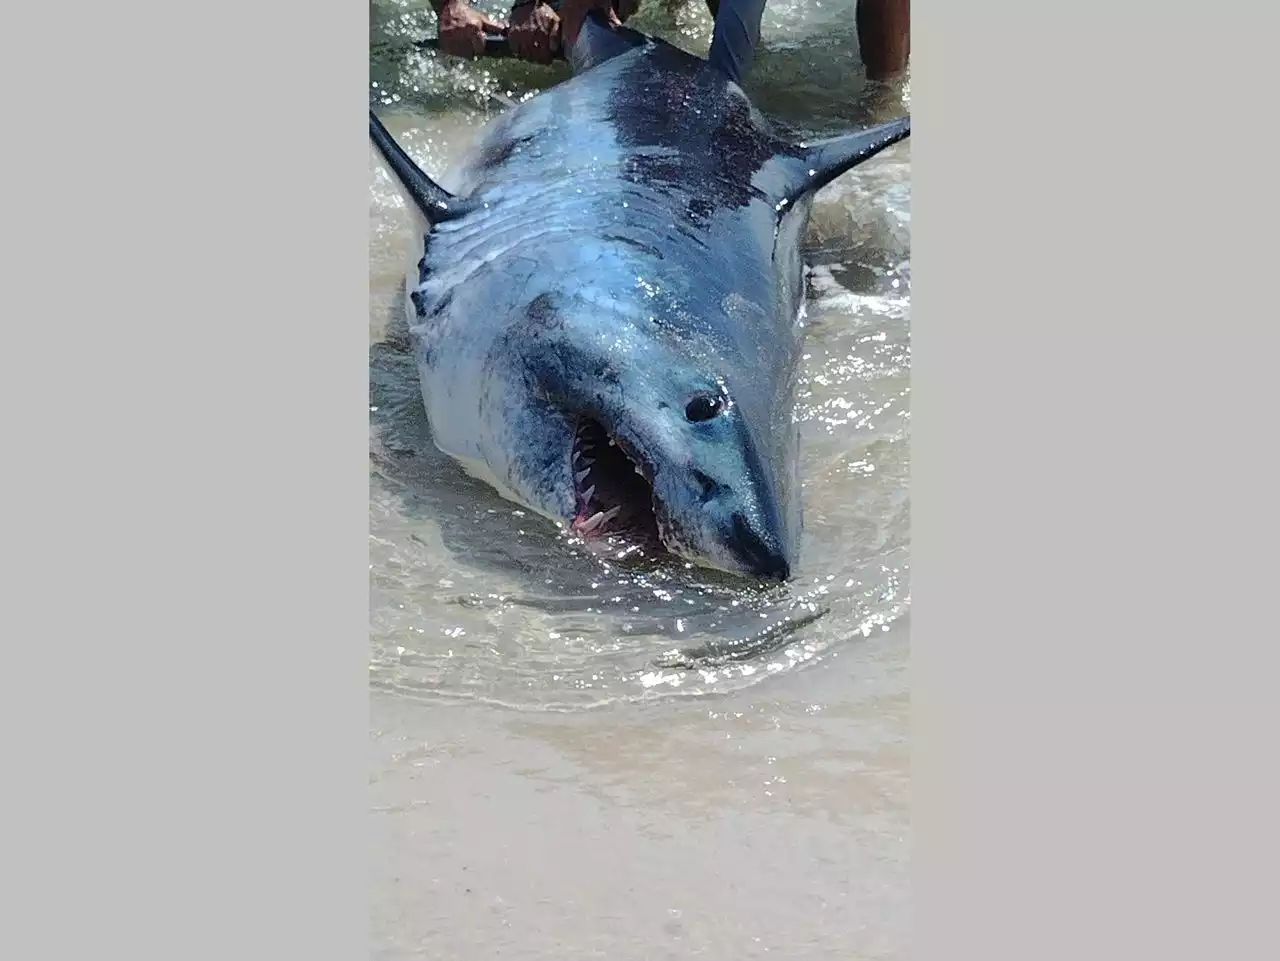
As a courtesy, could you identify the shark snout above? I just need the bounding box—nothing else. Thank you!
[650,429,797,581]
[728,511,791,580]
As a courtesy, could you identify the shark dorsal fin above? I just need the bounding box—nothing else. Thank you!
[564,11,656,74]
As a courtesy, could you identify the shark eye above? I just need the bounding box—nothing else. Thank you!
[685,393,724,423]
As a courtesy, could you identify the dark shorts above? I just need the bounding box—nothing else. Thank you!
[706,0,768,86]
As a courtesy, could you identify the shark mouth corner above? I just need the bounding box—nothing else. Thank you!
[569,418,661,546]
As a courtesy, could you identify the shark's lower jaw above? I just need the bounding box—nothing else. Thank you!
[569,417,661,546]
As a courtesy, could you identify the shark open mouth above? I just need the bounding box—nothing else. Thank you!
[570,417,661,544]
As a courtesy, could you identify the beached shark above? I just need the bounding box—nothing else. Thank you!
[369,13,909,580]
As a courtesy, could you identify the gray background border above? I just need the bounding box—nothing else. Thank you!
[4,0,370,957]
[914,1,1277,958]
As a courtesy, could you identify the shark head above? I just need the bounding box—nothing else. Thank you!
[482,289,801,581]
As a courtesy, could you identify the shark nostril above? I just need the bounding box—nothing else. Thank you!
[691,470,718,503]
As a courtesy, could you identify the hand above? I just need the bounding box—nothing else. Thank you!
[438,0,508,59]
[507,2,562,65]
[556,0,621,47]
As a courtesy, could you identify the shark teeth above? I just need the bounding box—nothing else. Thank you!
[575,468,592,483]
[578,505,622,533]
[581,484,596,503]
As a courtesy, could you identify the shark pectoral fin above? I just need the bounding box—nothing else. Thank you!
[369,110,475,224]
[782,117,911,206]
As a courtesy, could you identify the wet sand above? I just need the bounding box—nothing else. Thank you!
[372,618,907,959]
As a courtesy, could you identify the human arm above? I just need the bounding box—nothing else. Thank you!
[429,0,509,58]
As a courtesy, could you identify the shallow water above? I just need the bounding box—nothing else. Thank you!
[369,0,910,954]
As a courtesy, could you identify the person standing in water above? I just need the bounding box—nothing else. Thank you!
[427,0,910,83]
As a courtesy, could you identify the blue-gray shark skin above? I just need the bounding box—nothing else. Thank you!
[369,15,910,581]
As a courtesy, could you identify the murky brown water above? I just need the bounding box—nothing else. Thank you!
[370,1,910,955]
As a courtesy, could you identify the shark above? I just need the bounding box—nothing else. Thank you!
[369,12,910,579]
